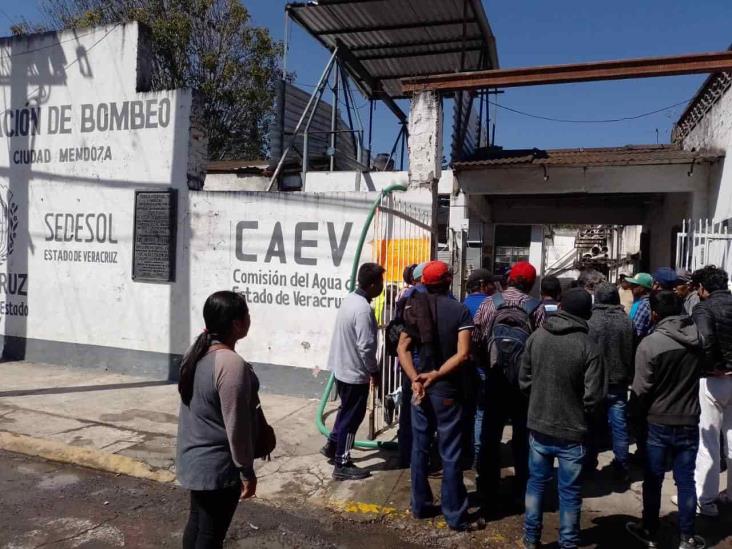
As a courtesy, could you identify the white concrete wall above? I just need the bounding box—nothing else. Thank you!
[0,23,200,362]
[204,173,270,191]
[203,170,456,194]
[457,164,709,196]
[408,91,442,188]
[544,232,577,276]
[0,23,438,381]
[187,189,432,370]
[681,85,732,222]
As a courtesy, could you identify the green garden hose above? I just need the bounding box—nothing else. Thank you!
[315,183,407,450]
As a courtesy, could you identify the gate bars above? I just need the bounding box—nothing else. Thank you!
[315,184,432,450]
[676,218,732,276]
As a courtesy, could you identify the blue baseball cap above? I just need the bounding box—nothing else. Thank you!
[653,267,679,288]
[413,262,428,281]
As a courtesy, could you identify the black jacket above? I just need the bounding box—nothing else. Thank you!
[588,304,634,386]
[631,315,702,426]
[692,290,732,373]
[519,311,606,442]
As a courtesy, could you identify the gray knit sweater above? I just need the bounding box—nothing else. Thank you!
[177,349,256,490]
[588,304,634,386]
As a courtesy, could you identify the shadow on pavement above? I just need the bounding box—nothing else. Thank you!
[0,380,172,398]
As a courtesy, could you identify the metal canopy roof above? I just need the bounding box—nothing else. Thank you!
[287,0,499,100]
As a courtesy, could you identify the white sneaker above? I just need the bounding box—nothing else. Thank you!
[670,495,719,517]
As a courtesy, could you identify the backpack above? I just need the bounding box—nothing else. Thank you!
[385,317,405,358]
[384,287,420,358]
[486,293,540,386]
[402,291,443,374]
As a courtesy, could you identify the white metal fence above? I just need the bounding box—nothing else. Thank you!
[368,194,431,438]
[676,218,732,275]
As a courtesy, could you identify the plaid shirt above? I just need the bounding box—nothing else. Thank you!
[631,295,652,339]
[473,287,546,347]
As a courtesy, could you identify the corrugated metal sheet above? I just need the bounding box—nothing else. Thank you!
[451,90,485,161]
[287,0,498,99]
[452,145,724,170]
[269,81,366,172]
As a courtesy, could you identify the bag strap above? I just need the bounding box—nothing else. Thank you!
[521,297,541,316]
[521,297,541,332]
[428,293,443,366]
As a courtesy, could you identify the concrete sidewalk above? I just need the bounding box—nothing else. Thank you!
[1,361,730,548]
[0,361,408,513]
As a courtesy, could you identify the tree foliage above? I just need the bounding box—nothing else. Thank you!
[43,0,282,160]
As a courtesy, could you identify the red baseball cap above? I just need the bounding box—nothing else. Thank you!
[422,260,452,286]
[508,261,537,288]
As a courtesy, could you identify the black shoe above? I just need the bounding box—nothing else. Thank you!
[449,517,486,532]
[384,394,395,425]
[332,461,371,481]
[625,521,658,548]
[611,459,631,484]
[523,540,542,549]
[679,536,706,549]
[320,442,335,464]
[412,503,441,520]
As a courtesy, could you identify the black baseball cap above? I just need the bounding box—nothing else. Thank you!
[467,268,493,287]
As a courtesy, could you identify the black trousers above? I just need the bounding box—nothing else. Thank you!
[182,485,240,549]
[476,371,529,498]
[328,379,370,465]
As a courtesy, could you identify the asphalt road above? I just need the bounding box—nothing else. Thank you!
[1,450,730,548]
[0,450,421,548]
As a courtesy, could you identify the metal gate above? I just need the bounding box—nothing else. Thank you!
[676,218,732,274]
[368,193,431,439]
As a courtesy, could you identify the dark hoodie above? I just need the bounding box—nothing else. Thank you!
[519,311,606,442]
[588,304,634,386]
[631,315,702,426]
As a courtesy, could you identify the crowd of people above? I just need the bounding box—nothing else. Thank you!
[171,260,730,549]
[322,260,731,549]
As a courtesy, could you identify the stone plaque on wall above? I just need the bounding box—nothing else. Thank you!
[132,190,177,282]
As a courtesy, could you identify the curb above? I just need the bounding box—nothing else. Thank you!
[0,431,176,483]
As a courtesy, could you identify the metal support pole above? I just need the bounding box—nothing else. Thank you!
[268,48,339,191]
[399,124,406,171]
[384,125,404,171]
[301,132,309,187]
[340,66,359,161]
[368,100,374,168]
[282,11,290,77]
[329,63,339,172]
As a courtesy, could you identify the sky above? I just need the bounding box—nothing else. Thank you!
[3,1,732,160]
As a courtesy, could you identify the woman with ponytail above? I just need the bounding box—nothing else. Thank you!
[177,291,257,549]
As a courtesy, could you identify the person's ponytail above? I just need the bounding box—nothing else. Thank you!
[178,331,211,406]
[179,291,249,406]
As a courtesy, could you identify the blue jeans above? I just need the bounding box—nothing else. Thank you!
[524,431,585,548]
[411,392,468,529]
[398,373,413,467]
[473,367,487,463]
[642,423,699,539]
[607,384,630,467]
[585,384,630,470]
